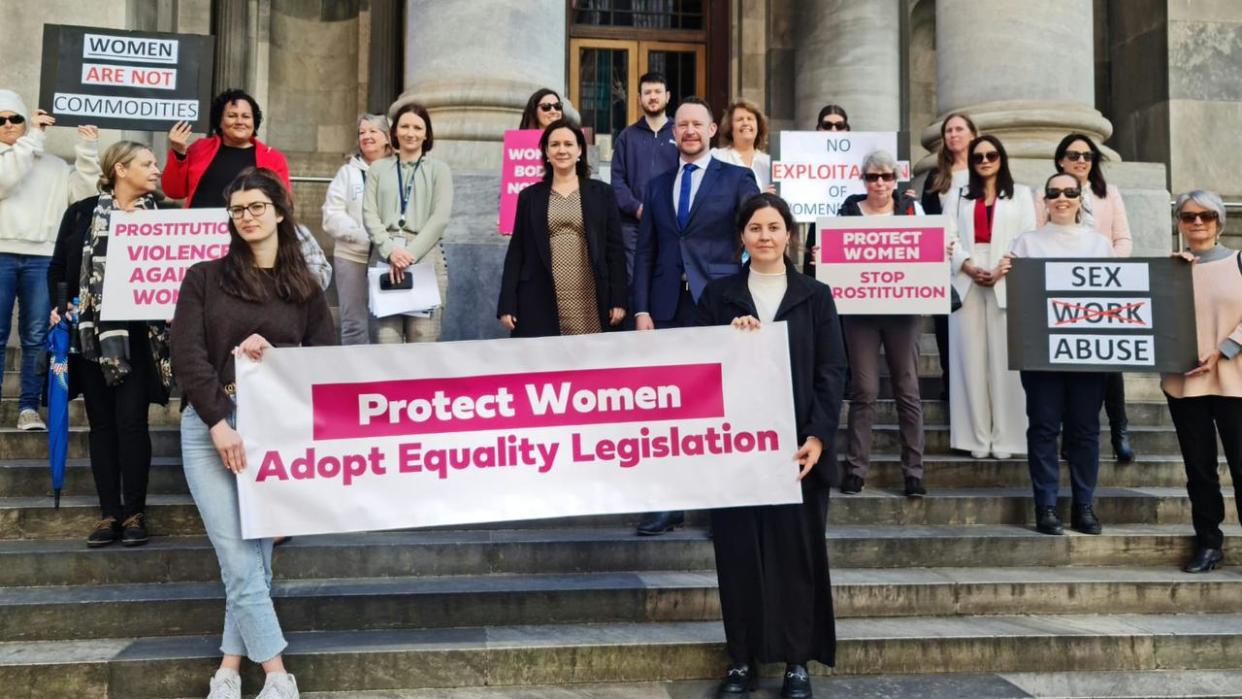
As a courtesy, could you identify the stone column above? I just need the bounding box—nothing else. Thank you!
[400,0,565,171]
[794,0,902,131]
[367,0,400,114]
[213,0,249,94]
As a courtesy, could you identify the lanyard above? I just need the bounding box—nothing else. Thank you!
[395,155,424,229]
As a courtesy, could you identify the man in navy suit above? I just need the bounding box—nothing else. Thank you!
[631,96,760,536]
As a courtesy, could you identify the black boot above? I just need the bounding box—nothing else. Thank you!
[1071,503,1102,535]
[780,663,813,699]
[717,663,757,696]
[1035,506,1064,535]
[1106,374,1135,463]
[635,511,684,536]
[1183,548,1224,573]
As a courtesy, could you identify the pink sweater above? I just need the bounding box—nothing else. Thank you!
[1162,250,1242,399]
[1035,183,1132,257]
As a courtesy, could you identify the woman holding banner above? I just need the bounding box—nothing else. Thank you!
[47,141,171,549]
[1005,172,1112,537]
[712,99,773,191]
[696,192,846,699]
[363,101,453,344]
[837,150,927,498]
[1036,133,1136,463]
[171,168,333,699]
[498,120,626,336]
[948,135,1033,462]
[1163,190,1242,573]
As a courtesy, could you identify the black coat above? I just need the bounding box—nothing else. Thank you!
[695,263,848,490]
[497,179,628,337]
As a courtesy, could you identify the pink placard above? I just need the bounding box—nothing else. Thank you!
[819,226,945,264]
[498,129,545,235]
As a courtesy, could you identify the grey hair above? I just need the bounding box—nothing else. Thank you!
[354,113,391,157]
[1174,189,1226,233]
[861,150,898,176]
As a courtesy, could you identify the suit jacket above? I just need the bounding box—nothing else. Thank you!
[949,184,1036,309]
[633,157,760,321]
[497,179,627,337]
[696,264,849,491]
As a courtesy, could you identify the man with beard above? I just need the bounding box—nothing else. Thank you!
[610,72,678,282]
[631,96,760,536]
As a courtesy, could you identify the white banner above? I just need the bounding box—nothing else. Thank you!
[775,131,905,223]
[814,215,951,314]
[235,325,803,539]
[100,208,230,321]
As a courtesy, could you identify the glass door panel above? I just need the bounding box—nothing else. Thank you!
[570,39,638,141]
[641,42,706,119]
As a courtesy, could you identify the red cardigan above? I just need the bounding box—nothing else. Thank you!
[162,135,291,206]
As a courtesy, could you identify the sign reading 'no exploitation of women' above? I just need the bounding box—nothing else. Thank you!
[815,215,951,315]
[235,326,802,539]
[1005,257,1197,372]
[39,24,214,131]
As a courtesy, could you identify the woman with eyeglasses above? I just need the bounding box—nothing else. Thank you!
[1004,172,1112,537]
[835,150,927,498]
[171,168,334,699]
[713,99,773,192]
[947,135,1033,463]
[1036,133,1137,463]
[519,89,565,130]
[1163,191,1242,573]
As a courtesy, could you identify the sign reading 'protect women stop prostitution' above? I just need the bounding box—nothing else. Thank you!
[234,325,801,538]
[814,215,951,315]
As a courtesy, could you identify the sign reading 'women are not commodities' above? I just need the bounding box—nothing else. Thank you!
[234,325,802,539]
[814,215,951,315]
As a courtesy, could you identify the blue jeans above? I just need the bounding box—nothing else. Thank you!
[0,254,51,410]
[181,405,287,663]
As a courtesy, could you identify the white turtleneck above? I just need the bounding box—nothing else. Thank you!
[748,267,788,322]
[1010,222,1113,259]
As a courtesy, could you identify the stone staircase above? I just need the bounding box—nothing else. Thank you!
[0,341,1240,699]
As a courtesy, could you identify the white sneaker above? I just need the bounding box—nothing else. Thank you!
[17,409,46,431]
[969,450,989,459]
[256,672,299,699]
[992,452,1013,460]
[206,668,241,699]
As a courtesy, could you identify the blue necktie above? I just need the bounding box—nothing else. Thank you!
[677,162,698,230]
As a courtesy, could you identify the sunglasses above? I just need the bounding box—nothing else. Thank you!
[1063,150,1095,162]
[538,102,564,113]
[819,121,848,131]
[1178,211,1220,224]
[0,115,26,126]
[971,151,1000,165]
[1044,187,1081,200]
[864,172,897,183]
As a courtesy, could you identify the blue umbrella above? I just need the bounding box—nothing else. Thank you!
[46,283,73,509]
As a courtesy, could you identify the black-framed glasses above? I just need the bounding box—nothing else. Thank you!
[227,201,274,219]
[864,172,897,183]
[0,115,26,126]
[1045,187,1081,200]
[971,151,1000,165]
[1178,211,1220,224]
[538,102,564,113]
[819,120,848,131]
[1063,150,1095,162]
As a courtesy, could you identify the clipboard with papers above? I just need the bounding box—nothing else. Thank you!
[367,261,441,318]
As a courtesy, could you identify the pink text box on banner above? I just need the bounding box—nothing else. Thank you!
[498,129,544,235]
[815,215,951,315]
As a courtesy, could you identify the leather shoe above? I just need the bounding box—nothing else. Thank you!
[1035,506,1064,535]
[903,476,926,497]
[1183,547,1224,573]
[636,511,684,536]
[1112,430,1135,464]
[716,663,757,696]
[1071,503,1102,535]
[839,474,863,494]
[780,663,813,699]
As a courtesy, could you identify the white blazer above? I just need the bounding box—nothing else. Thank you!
[949,183,1036,309]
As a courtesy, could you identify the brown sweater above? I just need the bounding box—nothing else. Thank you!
[171,258,336,426]
[1162,248,1242,399]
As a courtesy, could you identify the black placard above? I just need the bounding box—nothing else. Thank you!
[38,24,214,131]
[1006,257,1198,373]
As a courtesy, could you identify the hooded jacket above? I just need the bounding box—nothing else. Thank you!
[321,155,372,264]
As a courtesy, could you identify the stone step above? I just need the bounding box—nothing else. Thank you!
[0,427,182,460]
[3,565,1241,643]
[0,452,1218,499]
[6,614,1242,698]
[0,485,1230,540]
[2,524,1231,588]
[0,398,184,428]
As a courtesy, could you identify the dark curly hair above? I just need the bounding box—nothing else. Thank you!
[209,88,263,138]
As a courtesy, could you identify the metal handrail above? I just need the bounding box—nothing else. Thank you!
[289,175,334,184]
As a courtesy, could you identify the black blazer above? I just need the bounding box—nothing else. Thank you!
[497,179,627,337]
[696,264,849,491]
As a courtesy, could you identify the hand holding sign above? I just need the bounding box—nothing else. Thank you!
[34,109,55,131]
[1185,350,1222,378]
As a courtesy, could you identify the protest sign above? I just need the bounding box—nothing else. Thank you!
[814,215,950,315]
[498,129,544,235]
[1006,257,1197,372]
[774,131,908,223]
[234,324,802,538]
[100,208,230,321]
[38,24,214,131]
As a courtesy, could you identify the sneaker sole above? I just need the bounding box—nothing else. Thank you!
[86,539,117,548]
[121,537,150,547]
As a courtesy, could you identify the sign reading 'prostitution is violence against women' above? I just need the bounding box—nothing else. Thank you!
[234,326,802,538]
[815,215,951,315]
[100,209,230,321]
[1006,257,1198,372]
[39,24,214,131]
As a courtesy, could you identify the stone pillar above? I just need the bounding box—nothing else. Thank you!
[400,0,565,171]
[794,0,901,131]
[367,0,400,114]
[213,0,249,93]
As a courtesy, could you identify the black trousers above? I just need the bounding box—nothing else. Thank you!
[1165,394,1242,549]
[711,491,835,667]
[1105,372,1129,434]
[74,354,153,520]
[1020,371,1106,508]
